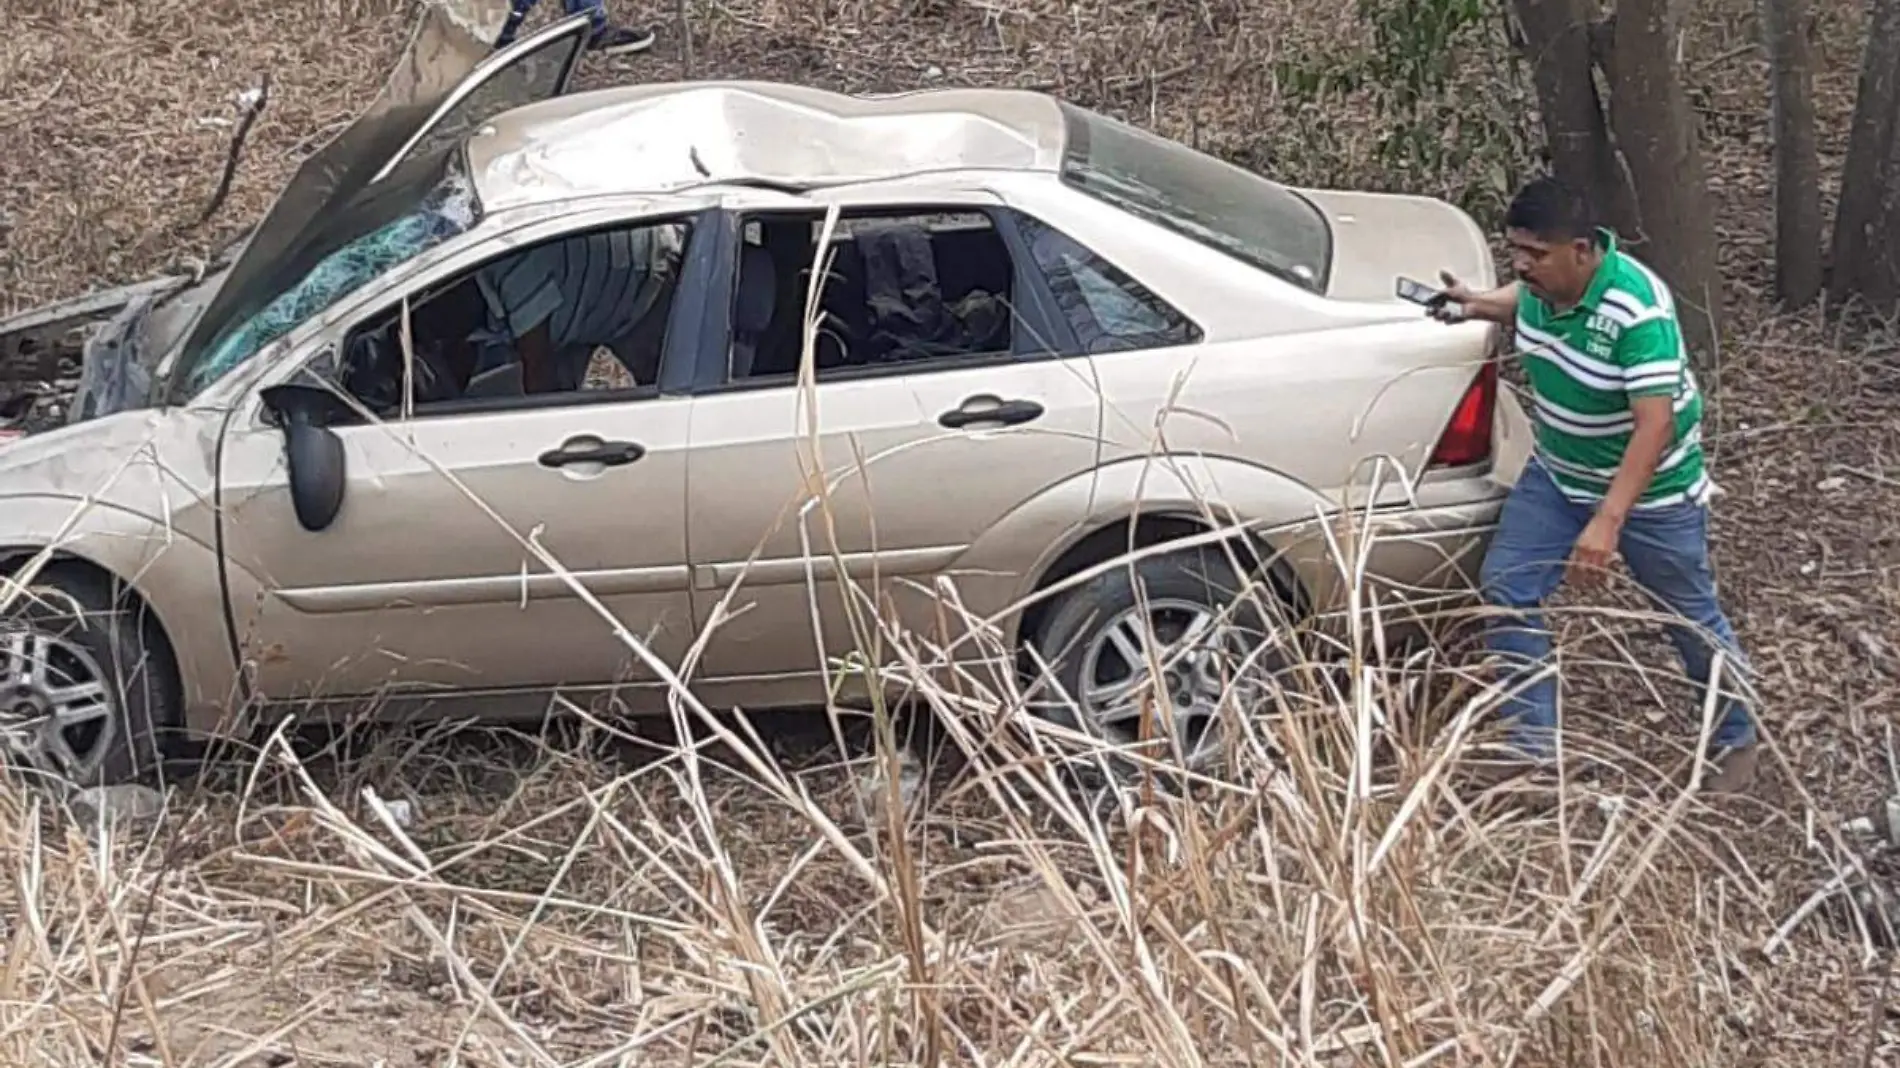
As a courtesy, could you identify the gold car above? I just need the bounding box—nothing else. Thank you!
[0,3,1520,786]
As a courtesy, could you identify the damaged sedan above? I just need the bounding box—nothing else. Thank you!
[0,0,1526,787]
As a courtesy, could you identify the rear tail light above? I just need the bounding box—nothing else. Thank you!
[1428,360,1497,468]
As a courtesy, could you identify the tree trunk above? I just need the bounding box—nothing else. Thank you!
[1860,127,1900,312]
[1828,0,1900,311]
[1509,0,1640,237]
[1602,0,1723,360]
[1761,0,1824,308]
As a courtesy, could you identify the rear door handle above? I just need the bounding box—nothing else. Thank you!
[538,438,646,468]
[938,395,1045,429]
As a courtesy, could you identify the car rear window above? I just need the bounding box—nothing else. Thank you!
[1057,102,1332,294]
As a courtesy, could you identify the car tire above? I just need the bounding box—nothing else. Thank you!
[1,564,179,789]
[1024,543,1290,784]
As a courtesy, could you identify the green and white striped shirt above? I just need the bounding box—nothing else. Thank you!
[1514,230,1710,509]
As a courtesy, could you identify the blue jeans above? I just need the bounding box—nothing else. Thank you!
[1479,459,1758,759]
[499,0,607,45]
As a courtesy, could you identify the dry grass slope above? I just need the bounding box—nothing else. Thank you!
[3,0,1900,1065]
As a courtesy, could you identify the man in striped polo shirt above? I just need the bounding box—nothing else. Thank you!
[468,222,685,394]
[1433,177,1759,793]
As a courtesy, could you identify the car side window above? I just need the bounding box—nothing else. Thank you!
[321,217,693,419]
[1013,212,1201,354]
[727,209,1018,383]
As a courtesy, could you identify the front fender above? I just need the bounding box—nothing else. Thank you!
[0,494,253,732]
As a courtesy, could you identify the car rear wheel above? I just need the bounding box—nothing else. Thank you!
[1026,545,1289,779]
[1,566,177,789]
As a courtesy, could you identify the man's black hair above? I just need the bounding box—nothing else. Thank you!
[1504,176,1601,245]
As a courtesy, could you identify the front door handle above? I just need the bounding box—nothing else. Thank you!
[538,438,646,469]
[938,395,1045,429]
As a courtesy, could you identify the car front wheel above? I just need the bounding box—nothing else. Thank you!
[1,565,177,788]
[1027,544,1289,777]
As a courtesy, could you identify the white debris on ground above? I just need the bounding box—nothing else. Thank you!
[851,745,923,825]
[65,782,168,830]
[1765,791,1900,960]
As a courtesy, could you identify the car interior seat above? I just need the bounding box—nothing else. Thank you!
[730,243,778,380]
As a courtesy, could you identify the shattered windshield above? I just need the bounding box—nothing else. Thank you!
[1057,102,1332,293]
[182,148,480,399]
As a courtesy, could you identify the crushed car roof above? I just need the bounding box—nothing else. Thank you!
[462,81,1072,209]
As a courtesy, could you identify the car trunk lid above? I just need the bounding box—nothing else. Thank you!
[1299,188,1498,304]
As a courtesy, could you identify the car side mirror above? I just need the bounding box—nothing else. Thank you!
[258,382,350,533]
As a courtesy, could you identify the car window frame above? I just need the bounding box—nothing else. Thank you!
[1005,208,1205,355]
[240,202,723,431]
[687,200,1076,396]
[372,13,591,184]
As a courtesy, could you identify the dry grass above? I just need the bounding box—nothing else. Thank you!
[3,0,1900,1063]
[0,536,1828,1065]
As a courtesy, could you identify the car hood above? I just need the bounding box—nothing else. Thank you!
[69,0,509,424]
[1299,189,1498,303]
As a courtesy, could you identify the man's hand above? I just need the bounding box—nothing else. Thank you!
[1432,272,1520,326]
[1567,511,1622,588]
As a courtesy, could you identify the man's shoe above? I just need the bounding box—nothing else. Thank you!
[1704,742,1760,794]
[589,23,656,55]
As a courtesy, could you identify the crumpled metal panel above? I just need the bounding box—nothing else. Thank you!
[462,84,1066,211]
[70,293,158,424]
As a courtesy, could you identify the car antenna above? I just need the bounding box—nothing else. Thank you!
[689,146,711,178]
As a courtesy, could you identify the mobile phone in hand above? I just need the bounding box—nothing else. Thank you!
[1396,275,1464,321]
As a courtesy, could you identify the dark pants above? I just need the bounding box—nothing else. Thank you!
[1479,459,1758,759]
[498,0,607,46]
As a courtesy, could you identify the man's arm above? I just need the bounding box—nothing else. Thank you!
[1601,315,1688,519]
[1595,395,1674,523]
[476,244,569,392]
[1566,316,1684,585]
[516,321,559,393]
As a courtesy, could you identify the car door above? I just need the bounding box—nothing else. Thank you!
[213,203,717,712]
[681,192,1130,682]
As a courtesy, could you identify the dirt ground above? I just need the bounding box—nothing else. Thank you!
[3,0,1900,1064]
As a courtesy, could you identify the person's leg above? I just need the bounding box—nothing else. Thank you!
[496,0,541,49]
[563,0,656,54]
[1478,460,1591,762]
[560,0,610,33]
[499,0,655,54]
[1617,499,1760,788]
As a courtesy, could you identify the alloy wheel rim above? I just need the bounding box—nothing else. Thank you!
[0,622,118,784]
[1074,597,1266,770]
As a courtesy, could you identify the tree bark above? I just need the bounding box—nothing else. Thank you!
[1761,0,1824,308]
[1603,0,1723,360]
[1828,0,1900,311]
[1860,125,1900,312]
[1509,0,1640,237]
